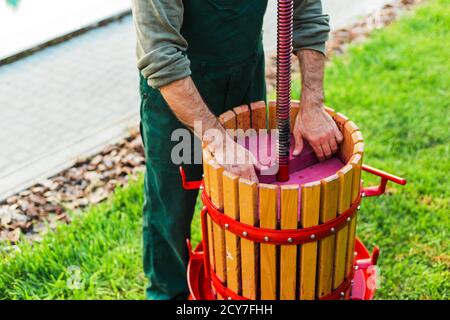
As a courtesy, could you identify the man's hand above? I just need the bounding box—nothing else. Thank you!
[293,49,343,161]
[293,101,343,161]
[204,131,262,182]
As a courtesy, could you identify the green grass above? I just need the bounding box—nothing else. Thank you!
[0,178,147,299]
[0,0,448,300]
[0,176,203,300]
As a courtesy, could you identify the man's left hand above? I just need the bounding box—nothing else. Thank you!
[292,99,343,161]
[293,49,344,161]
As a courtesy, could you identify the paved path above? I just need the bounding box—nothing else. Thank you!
[0,15,138,200]
[0,0,131,60]
[0,1,392,200]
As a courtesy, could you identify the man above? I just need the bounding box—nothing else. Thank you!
[131,0,343,300]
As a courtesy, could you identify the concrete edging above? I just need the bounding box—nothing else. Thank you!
[0,9,132,67]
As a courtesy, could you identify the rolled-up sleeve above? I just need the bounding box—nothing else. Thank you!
[293,0,330,55]
[131,0,191,88]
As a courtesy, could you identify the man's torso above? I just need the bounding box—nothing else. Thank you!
[181,0,268,64]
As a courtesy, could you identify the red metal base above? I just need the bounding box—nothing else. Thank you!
[187,238,379,301]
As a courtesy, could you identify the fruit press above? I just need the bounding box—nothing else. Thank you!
[180,0,407,300]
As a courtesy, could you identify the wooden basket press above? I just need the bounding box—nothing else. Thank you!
[201,100,364,300]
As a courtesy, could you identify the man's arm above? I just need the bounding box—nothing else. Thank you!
[292,50,343,161]
[291,0,343,161]
[160,77,218,133]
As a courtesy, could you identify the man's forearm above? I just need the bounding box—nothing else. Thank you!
[160,76,224,138]
[292,49,343,160]
[297,49,325,107]
[159,76,260,181]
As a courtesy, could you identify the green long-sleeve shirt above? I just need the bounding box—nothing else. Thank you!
[131,0,330,89]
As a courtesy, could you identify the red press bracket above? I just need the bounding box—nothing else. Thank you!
[361,164,407,197]
[179,166,202,190]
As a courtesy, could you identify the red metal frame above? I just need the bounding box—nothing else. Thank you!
[180,164,406,300]
[187,239,381,300]
[209,262,355,300]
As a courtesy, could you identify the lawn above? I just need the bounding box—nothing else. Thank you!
[0,0,448,300]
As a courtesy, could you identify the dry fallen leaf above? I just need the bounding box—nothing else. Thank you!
[7,228,21,242]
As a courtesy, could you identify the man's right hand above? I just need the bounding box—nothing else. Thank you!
[204,130,262,182]
[160,77,262,182]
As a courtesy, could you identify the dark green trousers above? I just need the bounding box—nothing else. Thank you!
[139,49,266,299]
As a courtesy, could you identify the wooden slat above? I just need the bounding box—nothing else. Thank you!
[340,121,359,163]
[268,101,277,129]
[259,184,278,300]
[299,181,321,300]
[350,154,363,205]
[324,106,336,117]
[223,171,241,294]
[209,162,226,294]
[351,131,363,145]
[280,185,299,300]
[239,179,258,299]
[202,150,212,196]
[316,174,339,298]
[346,154,362,275]
[209,161,224,209]
[219,110,237,130]
[250,101,267,130]
[234,105,251,131]
[348,132,364,166]
[353,142,364,156]
[333,165,354,289]
[202,152,215,274]
[207,217,215,274]
[350,130,364,160]
[332,112,349,133]
[345,121,359,135]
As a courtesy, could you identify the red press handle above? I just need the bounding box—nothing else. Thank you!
[361,164,407,197]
